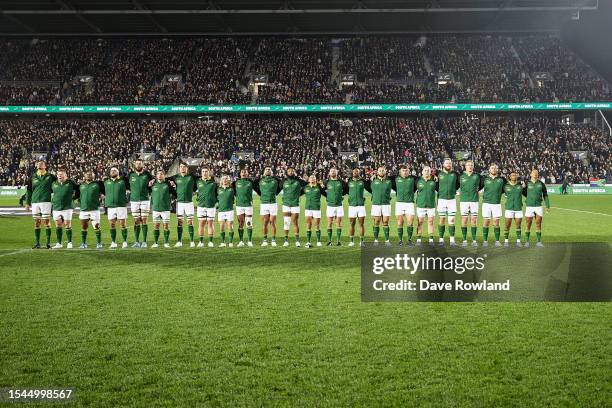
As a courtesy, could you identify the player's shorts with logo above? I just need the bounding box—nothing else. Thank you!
[107,207,128,220]
[525,206,544,217]
[326,206,344,218]
[395,202,415,216]
[53,209,73,222]
[371,204,391,217]
[218,210,234,222]
[236,206,253,216]
[504,210,523,219]
[31,202,52,218]
[197,207,216,220]
[416,207,436,218]
[130,200,150,215]
[260,203,278,216]
[282,205,300,214]
[176,202,195,218]
[348,206,366,218]
[152,211,171,223]
[482,203,502,219]
[460,201,479,216]
[79,210,101,224]
[437,198,457,216]
[304,209,321,219]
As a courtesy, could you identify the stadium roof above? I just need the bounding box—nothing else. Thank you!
[0,0,601,35]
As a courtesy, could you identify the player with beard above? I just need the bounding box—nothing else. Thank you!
[128,159,154,248]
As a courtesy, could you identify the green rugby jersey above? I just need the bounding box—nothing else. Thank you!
[51,179,79,211]
[504,182,523,211]
[282,176,306,207]
[233,178,254,207]
[79,181,104,211]
[524,180,550,208]
[370,177,393,205]
[171,173,197,203]
[217,186,235,212]
[150,180,174,212]
[482,175,507,204]
[459,172,483,203]
[303,184,324,210]
[347,178,367,206]
[104,176,129,208]
[26,171,57,205]
[255,176,282,205]
[415,177,437,209]
[437,170,460,200]
[324,179,347,207]
[196,178,217,208]
[128,170,153,201]
[392,175,418,203]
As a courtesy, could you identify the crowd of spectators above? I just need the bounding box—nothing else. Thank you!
[1,115,609,186]
[0,36,609,105]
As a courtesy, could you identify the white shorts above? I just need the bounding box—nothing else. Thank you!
[130,200,150,215]
[417,207,436,218]
[395,202,415,216]
[371,204,391,217]
[197,207,217,220]
[326,206,344,218]
[107,207,128,220]
[79,210,101,224]
[176,202,195,218]
[236,206,253,216]
[260,203,278,216]
[504,210,523,219]
[525,206,544,217]
[348,206,366,218]
[282,205,300,215]
[482,203,502,219]
[31,202,52,218]
[218,211,234,222]
[152,210,171,223]
[305,209,321,219]
[460,202,479,216]
[53,209,73,222]
[437,198,457,216]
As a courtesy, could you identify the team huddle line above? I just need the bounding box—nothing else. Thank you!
[25,158,550,249]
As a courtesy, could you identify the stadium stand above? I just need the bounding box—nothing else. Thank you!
[0,36,609,105]
[1,116,609,186]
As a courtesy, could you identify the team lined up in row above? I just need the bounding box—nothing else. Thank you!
[25,158,550,249]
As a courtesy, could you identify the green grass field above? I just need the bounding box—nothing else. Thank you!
[0,195,610,407]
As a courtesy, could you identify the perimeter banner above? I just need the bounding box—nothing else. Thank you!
[361,243,611,302]
[1,102,611,114]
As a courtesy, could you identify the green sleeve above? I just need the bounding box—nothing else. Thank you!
[25,178,32,205]
[542,183,550,208]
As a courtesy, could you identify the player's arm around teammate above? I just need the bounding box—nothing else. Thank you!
[303,175,325,248]
[347,168,367,247]
[196,167,217,248]
[169,162,197,248]
[523,169,551,247]
[24,160,57,249]
[51,168,78,249]
[234,168,255,247]
[415,166,438,246]
[503,171,524,247]
[392,165,418,246]
[370,166,393,246]
[78,170,104,249]
[105,167,130,248]
[217,175,236,247]
[436,158,461,246]
[150,170,175,248]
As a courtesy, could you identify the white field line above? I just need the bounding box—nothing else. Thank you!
[0,249,30,257]
[551,206,612,217]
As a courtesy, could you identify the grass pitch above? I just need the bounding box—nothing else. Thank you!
[0,195,610,407]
